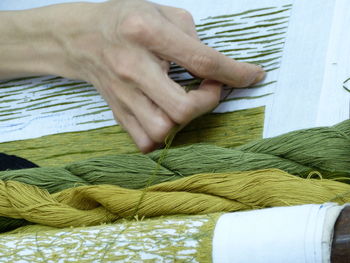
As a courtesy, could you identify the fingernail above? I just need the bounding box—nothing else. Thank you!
[253,66,266,84]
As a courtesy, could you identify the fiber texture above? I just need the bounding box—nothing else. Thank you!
[0,154,39,231]
[0,169,349,229]
[0,119,347,195]
[0,119,348,232]
[0,214,219,263]
[0,107,264,166]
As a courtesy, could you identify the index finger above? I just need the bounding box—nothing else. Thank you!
[150,18,265,87]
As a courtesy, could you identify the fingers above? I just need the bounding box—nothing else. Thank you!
[100,89,170,154]
[115,110,158,153]
[95,87,154,153]
[119,7,265,87]
[97,50,176,149]
[132,60,221,125]
[94,78,158,153]
[141,17,265,88]
[159,60,170,72]
[116,78,221,150]
[120,86,175,144]
[99,48,221,150]
[98,5,265,153]
[188,79,222,117]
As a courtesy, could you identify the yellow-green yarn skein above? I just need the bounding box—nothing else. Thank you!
[0,169,349,228]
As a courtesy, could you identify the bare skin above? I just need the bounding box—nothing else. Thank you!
[0,0,265,153]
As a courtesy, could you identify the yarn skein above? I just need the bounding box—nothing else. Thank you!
[0,169,349,229]
[0,119,349,232]
[60,118,350,187]
[0,120,348,196]
[0,153,40,231]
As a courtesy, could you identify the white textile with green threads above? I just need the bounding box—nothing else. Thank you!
[0,204,346,263]
[0,214,219,263]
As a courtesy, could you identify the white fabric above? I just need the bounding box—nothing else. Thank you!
[212,203,346,263]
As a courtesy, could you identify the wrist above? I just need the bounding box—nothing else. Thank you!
[0,8,58,79]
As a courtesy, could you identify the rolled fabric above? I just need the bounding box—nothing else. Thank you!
[212,203,347,263]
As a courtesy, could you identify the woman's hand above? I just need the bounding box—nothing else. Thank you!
[0,0,265,152]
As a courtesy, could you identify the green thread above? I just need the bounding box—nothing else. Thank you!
[132,126,179,219]
[343,77,350,93]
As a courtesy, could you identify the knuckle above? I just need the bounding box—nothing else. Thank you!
[107,52,139,83]
[120,14,148,38]
[120,13,158,44]
[115,64,136,82]
[115,62,137,82]
[190,53,219,77]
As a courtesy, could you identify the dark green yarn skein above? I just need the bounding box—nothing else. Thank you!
[1,119,349,192]
[67,120,350,189]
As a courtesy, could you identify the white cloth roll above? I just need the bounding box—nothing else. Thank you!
[212,203,346,263]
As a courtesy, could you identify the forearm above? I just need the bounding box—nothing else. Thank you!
[0,3,98,80]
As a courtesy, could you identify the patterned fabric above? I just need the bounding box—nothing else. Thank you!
[0,214,219,263]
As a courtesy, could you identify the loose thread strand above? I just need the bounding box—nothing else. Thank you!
[132,125,179,219]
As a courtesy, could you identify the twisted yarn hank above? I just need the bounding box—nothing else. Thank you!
[0,119,349,232]
[236,120,350,175]
[66,119,350,185]
[0,120,348,196]
[0,169,350,228]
